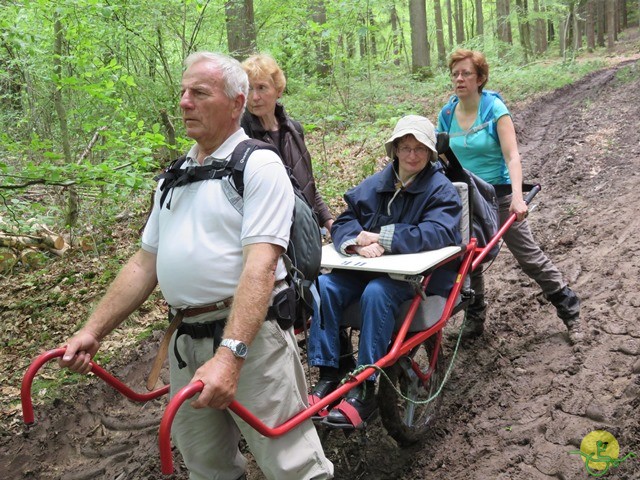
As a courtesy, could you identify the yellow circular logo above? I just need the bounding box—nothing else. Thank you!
[579,430,620,471]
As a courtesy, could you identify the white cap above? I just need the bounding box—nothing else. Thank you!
[385,115,437,159]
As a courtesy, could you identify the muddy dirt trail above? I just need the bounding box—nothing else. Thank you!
[2,58,639,480]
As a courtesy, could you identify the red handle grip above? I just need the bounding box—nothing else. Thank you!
[21,347,169,425]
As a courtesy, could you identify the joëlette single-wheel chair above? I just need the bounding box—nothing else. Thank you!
[22,134,540,475]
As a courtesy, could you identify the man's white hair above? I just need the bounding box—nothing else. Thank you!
[184,52,248,109]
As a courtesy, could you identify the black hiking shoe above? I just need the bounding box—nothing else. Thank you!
[546,286,581,325]
[325,380,378,428]
[309,368,342,421]
[461,315,485,340]
[461,294,486,341]
[547,286,582,344]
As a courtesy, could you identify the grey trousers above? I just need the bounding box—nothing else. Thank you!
[169,310,334,480]
[472,193,566,300]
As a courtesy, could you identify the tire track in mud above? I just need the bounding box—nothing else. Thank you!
[515,65,624,165]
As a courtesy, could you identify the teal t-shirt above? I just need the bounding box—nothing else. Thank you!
[438,98,511,185]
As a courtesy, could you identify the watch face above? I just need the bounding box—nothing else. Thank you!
[235,342,248,357]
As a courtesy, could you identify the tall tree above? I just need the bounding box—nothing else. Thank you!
[53,12,78,228]
[390,4,401,66]
[533,0,548,54]
[434,0,447,66]
[475,0,484,37]
[446,0,454,48]
[597,0,606,46]
[559,12,568,59]
[225,0,256,59]
[409,0,430,76]
[607,0,616,49]
[586,0,596,51]
[497,0,513,45]
[573,1,582,50]
[454,0,465,43]
[516,0,533,62]
[310,0,330,77]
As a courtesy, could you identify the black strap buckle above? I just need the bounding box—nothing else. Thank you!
[174,319,226,369]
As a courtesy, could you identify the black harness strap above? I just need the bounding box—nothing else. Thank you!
[156,162,232,209]
[154,139,279,210]
[173,320,226,369]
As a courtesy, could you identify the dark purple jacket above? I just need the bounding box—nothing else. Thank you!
[241,104,333,227]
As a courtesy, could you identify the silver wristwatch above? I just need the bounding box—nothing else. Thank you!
[220,338,248,359]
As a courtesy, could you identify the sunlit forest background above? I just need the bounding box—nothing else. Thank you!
[0,0,638,270]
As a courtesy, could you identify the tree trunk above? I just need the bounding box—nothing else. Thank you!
[586,0,596,51]
[454,0,465,44]
[606,0,616,50]
[359,13,367,57]
[497,0,513,45]
[533,0,548,54]
[516,0,533,63]
[53,14,78,228]
[446,0,454,48]
[310,0,331,77]
[369,11,378,57]
[573,1,582,50]
[390,4,401,66]
[434,0,447,66]
[597,0,605,47]
[475,0,484,36]
[53,16,71,163]
[559,14,568,60]
[409,0,430,77]
[614,0,619,39]
[225,0,256,60]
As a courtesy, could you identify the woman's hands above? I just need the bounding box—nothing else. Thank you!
[353,231,384,258]
[510,196,528,222]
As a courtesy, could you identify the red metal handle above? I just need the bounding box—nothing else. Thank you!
[159,380,333,474]
[21,347,169,425]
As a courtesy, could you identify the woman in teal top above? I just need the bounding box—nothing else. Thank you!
[437,49,581,343]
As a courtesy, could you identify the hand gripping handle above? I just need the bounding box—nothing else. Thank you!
[21,347,169,425]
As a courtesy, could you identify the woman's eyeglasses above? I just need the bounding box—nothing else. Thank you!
[450,70,476,80]
[397,145,429,156]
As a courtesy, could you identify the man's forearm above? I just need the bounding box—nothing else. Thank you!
[84,248,158,340]
[222,243,281,345]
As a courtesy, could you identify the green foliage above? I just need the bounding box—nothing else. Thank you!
[615,63,640,84]
[0,0,636,242]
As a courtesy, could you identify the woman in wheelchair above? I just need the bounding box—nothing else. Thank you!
[307,115,462,428]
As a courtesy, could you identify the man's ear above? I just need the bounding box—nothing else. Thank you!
[232,94,246,121]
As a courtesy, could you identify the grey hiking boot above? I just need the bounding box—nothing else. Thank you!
[546,286,580,327]
[461,294,486,340]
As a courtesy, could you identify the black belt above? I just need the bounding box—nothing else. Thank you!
[173,301,293,369]
[493,183,538,198]
[174,319,226,369]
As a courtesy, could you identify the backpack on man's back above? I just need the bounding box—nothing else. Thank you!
[156,139,322,328]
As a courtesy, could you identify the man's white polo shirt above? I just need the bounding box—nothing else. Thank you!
[141,129,294,309]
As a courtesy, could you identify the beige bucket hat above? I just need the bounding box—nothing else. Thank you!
[384,115,438,159]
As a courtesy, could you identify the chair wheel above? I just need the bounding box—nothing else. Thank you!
[378,336,444,447]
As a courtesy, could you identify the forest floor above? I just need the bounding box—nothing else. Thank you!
[2,39,640,480]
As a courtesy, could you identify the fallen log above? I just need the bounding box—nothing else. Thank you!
[0,232,65,250]
[0,248,18,273]
[20,247,46,269]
